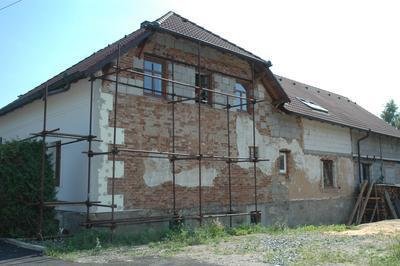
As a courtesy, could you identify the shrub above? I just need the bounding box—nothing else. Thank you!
[0,140,58,237]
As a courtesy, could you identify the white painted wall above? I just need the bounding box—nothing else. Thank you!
[303,119,352,154]
[0,79,95,212]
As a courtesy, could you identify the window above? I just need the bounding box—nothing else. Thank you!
[297,97,328,113]
[195,73,211,104]
[48,141,61,187]
[362,163,371,181]
[144,59,164,96]
[234,83,247,111]
[322,160,334,188]
[278,152,287,174]
[249,146,259,159]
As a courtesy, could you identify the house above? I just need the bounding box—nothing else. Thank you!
[1,11,400,230]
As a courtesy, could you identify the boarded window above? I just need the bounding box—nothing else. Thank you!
[322,160,334,188]
[195,73,211,104]
[144,59,164,96]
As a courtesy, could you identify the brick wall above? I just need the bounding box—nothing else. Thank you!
[98,32,274,214]
[96,31,363,216]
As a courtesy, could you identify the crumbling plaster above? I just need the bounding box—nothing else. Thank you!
[91,31,361,213]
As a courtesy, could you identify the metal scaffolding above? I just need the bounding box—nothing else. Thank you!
[31,42,267,238]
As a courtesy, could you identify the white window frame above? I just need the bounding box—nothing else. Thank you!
[279,152,287,174]
[234,82,248,111]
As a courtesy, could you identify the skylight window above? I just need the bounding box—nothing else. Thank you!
[297,97,328,113]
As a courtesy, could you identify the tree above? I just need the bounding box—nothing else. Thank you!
[381,99,399,128]
[394,115,400,129]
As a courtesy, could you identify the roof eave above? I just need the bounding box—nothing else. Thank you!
[0,71,84,116]
[0,30,153,117]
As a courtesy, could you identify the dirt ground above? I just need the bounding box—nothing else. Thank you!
[67,220,400,265]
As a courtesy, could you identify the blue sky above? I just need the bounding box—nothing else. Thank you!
[0,0,166,108]
[1,0,399,115]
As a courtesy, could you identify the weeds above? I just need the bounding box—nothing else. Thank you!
[369,240,400,265]
[44,220,353,259]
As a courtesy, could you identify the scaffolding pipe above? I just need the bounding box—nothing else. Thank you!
[99,76,230,107]
[111,66,254,101]
[86,78,94,226]
[226,96,233,227]
[38,83,48,239]
[111,43,121,231]
[171,60,177,216]
[197,41,203,225]
[252,63,258,215]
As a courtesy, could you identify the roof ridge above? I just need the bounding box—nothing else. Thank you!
[155,11,175,24]
[158,11,265,62]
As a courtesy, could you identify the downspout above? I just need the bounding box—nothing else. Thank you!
[379,135,384,182]
[357,129,371,185]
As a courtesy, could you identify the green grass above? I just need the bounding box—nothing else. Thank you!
[296,248,356,265]
[44,221,352,259]
[369,241,400,266]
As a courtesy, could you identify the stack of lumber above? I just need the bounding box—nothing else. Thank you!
[347,181,400,226]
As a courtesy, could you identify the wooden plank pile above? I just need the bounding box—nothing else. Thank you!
[347,181,400,226]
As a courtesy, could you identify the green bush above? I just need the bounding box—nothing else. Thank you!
[0,140,58,237]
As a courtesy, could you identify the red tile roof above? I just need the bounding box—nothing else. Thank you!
[278,75,400,138]
[154,12,267,63]
[0,11,275,116]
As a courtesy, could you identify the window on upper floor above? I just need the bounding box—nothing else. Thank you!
[144,59,164,96]
[195,73,211,104]
[234,83,248,111]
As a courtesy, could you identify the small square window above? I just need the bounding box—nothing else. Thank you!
[195,73,211,104]
[249,146,259,159]
[278,152,287,174]
[322,160,334,188]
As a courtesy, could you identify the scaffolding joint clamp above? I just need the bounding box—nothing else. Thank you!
[111,147,119,155]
